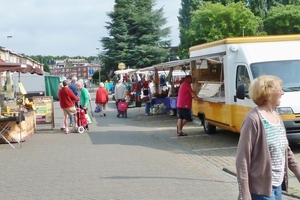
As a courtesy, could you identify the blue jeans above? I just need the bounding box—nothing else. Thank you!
[251,186,282,200]
[69,114,74,125]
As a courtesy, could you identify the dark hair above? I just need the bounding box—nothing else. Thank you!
[62,80,69,87]
[185,75,192,79]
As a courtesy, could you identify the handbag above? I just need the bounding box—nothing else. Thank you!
[94,105,101,113]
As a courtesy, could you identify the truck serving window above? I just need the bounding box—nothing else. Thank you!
[251,60,300,91]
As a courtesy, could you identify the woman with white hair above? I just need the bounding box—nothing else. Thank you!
[95,82,108,116]
[76,80,90,129]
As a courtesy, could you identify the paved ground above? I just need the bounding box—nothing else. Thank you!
[0,90,299,200]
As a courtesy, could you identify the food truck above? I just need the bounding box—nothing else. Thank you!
[189,34,300,141]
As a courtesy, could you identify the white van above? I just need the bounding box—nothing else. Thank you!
[189,34,300,141]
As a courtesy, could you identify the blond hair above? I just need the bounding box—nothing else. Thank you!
[249,75,282,106]
[58,82,64,89]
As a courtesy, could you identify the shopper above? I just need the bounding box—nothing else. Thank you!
[236,75,300,199]
[68,76,78,125]
[95,82,109,117]
[76,80,90,130]
[114,79,126,117]
[58,80,79,134]
[176,75,202,136]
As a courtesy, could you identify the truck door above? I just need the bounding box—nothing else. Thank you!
[233,64,253,131]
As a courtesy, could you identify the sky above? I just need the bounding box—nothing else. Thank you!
[0,0,181,57]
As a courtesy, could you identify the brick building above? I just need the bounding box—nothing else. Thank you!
[50,59,100,80]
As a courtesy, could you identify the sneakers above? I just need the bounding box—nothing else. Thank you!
[104,113,106,117]
[70,124,73,127]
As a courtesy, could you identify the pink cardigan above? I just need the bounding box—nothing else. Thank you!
[236,108,300,199]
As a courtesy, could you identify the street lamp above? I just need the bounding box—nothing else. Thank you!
[96,48,100,83]
[242,26,245,37]
[6,35,12,62]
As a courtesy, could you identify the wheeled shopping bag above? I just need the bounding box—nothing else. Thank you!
[76,107,88,133]
[117,100,128,118]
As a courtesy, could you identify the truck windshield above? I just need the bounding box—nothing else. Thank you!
[251,60,300,92]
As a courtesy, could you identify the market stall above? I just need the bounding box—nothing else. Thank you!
[139,59,192,115]
[113,68,149,108]
[0,62,43,148]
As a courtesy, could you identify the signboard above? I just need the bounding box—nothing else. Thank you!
[118,62,126,70]
[32,96,54,129]
[89,69,94,75]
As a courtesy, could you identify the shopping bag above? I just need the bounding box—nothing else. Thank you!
[85,113,93,124]
[94,105,101,113]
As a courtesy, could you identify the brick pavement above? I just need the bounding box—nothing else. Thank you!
[0,91,298,199]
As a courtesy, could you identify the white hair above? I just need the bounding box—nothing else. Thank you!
[99,82,104,87]
[75,81,83,87]
[72,76,77,81]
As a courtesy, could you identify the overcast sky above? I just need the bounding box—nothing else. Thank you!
[0,0,181,57]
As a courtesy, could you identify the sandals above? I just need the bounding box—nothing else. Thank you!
[177,126,188,136]
[177,132,188,137]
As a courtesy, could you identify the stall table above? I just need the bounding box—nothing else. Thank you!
[151,97,178,114]
[0,110,36,148]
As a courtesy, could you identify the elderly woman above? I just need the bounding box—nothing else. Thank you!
[236,75,300,200]
[76,80,90,129]
[95,82,108,117]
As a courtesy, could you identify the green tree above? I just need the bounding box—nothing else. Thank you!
[247,0,300,18]
[178,0,201,59]
[264,5,300,34]
[187,2,263,46]
[29,55,50,73]
[100,0,171,74]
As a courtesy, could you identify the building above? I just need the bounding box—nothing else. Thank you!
[50,59,100,80]
[0,46,44,70]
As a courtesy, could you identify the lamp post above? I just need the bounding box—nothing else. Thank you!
[242,26,245,37]
[96,48,100,83]
[6,35,12,62]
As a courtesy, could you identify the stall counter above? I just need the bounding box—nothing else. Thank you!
[0,110,36,143]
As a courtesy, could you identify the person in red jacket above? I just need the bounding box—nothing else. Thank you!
[58,80,79,134]
[95,82,109,117]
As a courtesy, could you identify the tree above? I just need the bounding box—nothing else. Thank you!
[100,0,171,74]
[247,0,300,18]
[187,2,263,46]
[178,0,201,59]
[264,5,300,34]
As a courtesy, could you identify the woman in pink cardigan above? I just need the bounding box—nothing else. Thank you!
[236,75,300,200]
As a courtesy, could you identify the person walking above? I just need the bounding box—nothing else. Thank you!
[114,79,126,117]
[176,75,202,136]
[95,82,109,117]
[68,76,78,126]
[58,80,79,134]
[236,75,300,200]
[76,80,90,130]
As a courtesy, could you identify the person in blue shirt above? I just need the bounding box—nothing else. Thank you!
[68,76,78,126]
[69,76,78,96]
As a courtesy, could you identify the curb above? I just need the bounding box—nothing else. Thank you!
[222,167,300,199]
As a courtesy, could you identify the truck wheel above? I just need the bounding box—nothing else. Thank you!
[203,118,216,134]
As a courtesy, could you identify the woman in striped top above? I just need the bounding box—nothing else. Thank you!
[236,75,300,200]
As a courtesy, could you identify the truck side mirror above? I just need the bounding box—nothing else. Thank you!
[236,84,246,100]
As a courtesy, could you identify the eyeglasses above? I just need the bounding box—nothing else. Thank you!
[273,88,284,94]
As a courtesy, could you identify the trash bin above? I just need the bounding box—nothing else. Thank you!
[145,101,151,115]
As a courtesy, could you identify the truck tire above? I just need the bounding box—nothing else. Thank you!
[203,118,216,134]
